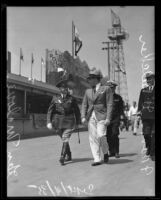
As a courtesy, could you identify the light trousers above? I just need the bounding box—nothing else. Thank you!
[88,112,109,162]
[130,115,138,133]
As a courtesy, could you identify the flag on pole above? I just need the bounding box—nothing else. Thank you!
[20,48,24,61]
[41,57,44,65]
[31,53,34,64]
[73,22,83,56]
[111,9,121,26]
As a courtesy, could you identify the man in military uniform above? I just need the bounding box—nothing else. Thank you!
[81,69,113,166]
[47,74,81,165]
[138,72,155,161]
[105,80,124,158]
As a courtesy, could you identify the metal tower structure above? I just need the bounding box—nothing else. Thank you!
[102,10,129,103]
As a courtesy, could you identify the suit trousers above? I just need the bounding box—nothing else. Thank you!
[106,122,120,154]
[88,112,109,162]
[142,119,155,156]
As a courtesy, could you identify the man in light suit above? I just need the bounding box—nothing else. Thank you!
[81,69,113,166]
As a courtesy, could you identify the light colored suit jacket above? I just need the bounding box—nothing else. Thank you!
[81,85,113,121]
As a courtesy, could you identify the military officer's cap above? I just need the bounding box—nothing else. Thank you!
[56,74,75,88]
[87,69,103,79]
[106,80,118,87]
[145,72,155,79]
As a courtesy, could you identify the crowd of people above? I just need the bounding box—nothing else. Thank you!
[46,69,155,166]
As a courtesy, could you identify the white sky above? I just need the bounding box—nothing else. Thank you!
[7,6,154,105]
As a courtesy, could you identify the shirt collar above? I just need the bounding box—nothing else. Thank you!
[95,82,101,91]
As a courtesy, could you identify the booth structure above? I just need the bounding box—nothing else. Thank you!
[7,73,82,137]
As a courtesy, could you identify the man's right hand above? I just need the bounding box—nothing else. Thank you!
[47,123,52,130]
[81,118,86,124]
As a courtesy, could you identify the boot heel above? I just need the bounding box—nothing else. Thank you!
[59,156,65,165]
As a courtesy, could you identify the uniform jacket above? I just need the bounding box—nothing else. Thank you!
[138,86,155,120]
[81,85,113,122]
[47,94,81,129]
[111,93,124,123]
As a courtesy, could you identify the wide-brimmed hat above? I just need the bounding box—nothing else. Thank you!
[56,74,75,88]
[87,69,102,79]
[106,80,118,87]
[145,72,155,79]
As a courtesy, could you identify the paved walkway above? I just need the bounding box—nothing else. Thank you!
[7,129,155,197]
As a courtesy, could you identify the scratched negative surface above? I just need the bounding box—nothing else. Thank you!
[7,6,155,197]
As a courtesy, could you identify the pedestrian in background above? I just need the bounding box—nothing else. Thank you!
[123,102,130,131]
[104,80,124,158]
[81,69,113,166]
[128,101,138,135]
[47,74,81,165]
[137,72,155,161]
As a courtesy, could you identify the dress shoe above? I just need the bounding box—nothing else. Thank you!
[91,162,101,166]
[104,153,109,163]
[133,133,137,136]
[115,153,120,158]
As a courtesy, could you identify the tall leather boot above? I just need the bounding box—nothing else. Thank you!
[59,142,68,165]
[65,143,72,161]
[115,136,120,158]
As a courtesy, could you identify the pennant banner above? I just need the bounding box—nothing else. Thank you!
[41,57,44,65]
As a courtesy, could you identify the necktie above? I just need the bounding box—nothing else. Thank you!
[149,86,152,91]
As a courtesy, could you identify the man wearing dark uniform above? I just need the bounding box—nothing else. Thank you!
[105,80,124,158]
[137,72,155,161]
[47,74,81,165]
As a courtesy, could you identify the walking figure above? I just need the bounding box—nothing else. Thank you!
[47,74,81,165]
[104,80,124,158]
[137,72,155,161]
[128,101,138,135]
[81,69,113,166]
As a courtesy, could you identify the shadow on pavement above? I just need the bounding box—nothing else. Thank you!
[108,158,133,164]
[119,153,137,157]
[66,157,93,164]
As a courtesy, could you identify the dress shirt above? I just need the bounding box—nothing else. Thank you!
[128,106,138,117]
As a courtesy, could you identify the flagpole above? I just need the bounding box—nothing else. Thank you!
[19,48,21,76]
[45,49,48,83]
[72,21,74,58]
[41,58,42,82]
[31,53,33,79]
